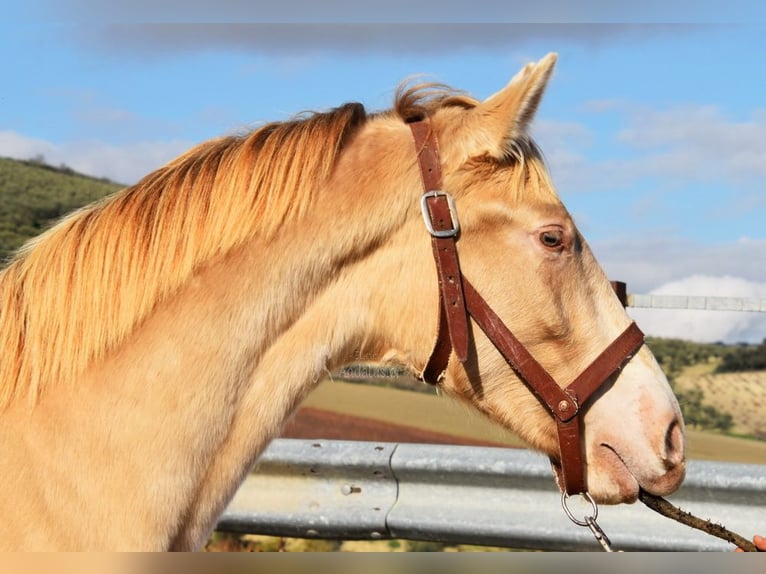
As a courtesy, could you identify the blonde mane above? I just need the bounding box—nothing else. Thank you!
[0,84,488,408]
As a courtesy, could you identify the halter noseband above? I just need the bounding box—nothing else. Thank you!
[409,119,645,496]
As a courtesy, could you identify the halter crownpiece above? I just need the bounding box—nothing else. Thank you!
[409,119,645,496]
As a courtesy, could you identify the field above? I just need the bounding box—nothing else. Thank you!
[282,406,508,447]
[290,378,527,447]
[281,378,766,465]
[676,365,766,440]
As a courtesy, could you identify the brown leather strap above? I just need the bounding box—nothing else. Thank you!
[421,297,453,385]
[462,278,573,419]
[565,322,644,405]
[424,195,469,363]
[556,418,586,495]
[466,276,644,494]
[465,275,585,493]
[554,322,644,492]
[410,121,469,382]
[410,120,442,192]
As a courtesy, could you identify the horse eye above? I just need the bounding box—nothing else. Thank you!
[540,230,563,249]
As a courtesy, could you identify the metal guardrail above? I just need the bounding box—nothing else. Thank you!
[217,439,766,551]
[628,294,766,313]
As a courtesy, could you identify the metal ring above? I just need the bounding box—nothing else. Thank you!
[561,491,598,526]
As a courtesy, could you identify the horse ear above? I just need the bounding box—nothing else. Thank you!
[462,53,557,159]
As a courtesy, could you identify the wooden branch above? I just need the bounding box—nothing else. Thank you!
[638,489,759,552]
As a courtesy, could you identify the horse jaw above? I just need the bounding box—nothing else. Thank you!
[553,346,686,504]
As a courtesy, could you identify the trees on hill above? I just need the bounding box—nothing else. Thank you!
[0,157,121,264]
[716,340,766,373]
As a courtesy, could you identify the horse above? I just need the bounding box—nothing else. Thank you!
[0,53,685,550]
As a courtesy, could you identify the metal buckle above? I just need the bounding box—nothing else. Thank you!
[420,191,460,238]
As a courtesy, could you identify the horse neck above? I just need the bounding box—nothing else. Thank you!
[163,179,424,549]
[0,164,419,549]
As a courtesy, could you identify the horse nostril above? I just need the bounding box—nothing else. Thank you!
[663,419,685,469]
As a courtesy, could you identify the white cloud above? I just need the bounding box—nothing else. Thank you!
[628,275,766,343]
[536,102,766,197]
[617,104,766,180]
[0,130,192,185]
[592,236,766,292]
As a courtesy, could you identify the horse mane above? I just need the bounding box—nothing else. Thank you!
[0,82,485,408]
[393,80,478,121]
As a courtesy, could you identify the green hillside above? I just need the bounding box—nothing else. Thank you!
[0,156,122,264]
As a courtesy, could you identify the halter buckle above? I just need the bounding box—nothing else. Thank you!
[420,191,460,238]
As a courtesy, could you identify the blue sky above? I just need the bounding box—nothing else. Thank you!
[2,2,765,341]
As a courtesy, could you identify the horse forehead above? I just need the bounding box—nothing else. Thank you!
[460,195,572,227]
[526,201,572,223]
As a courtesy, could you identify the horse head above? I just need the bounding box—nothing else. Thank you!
[347,54,685,504]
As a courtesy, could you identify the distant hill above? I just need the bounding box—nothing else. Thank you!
[0,156,123,264]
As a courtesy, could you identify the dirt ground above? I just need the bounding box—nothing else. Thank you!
[280,406,508,447]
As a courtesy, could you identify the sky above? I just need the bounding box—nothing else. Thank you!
[2,1,765,342]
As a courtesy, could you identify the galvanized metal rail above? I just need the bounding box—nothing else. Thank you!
[628,294,766,313]
[218,439,766,551]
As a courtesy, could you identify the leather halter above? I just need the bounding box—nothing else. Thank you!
[409,120,645,495]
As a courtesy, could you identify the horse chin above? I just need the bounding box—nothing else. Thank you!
[549,446,640,505]
[550,443,686,505]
